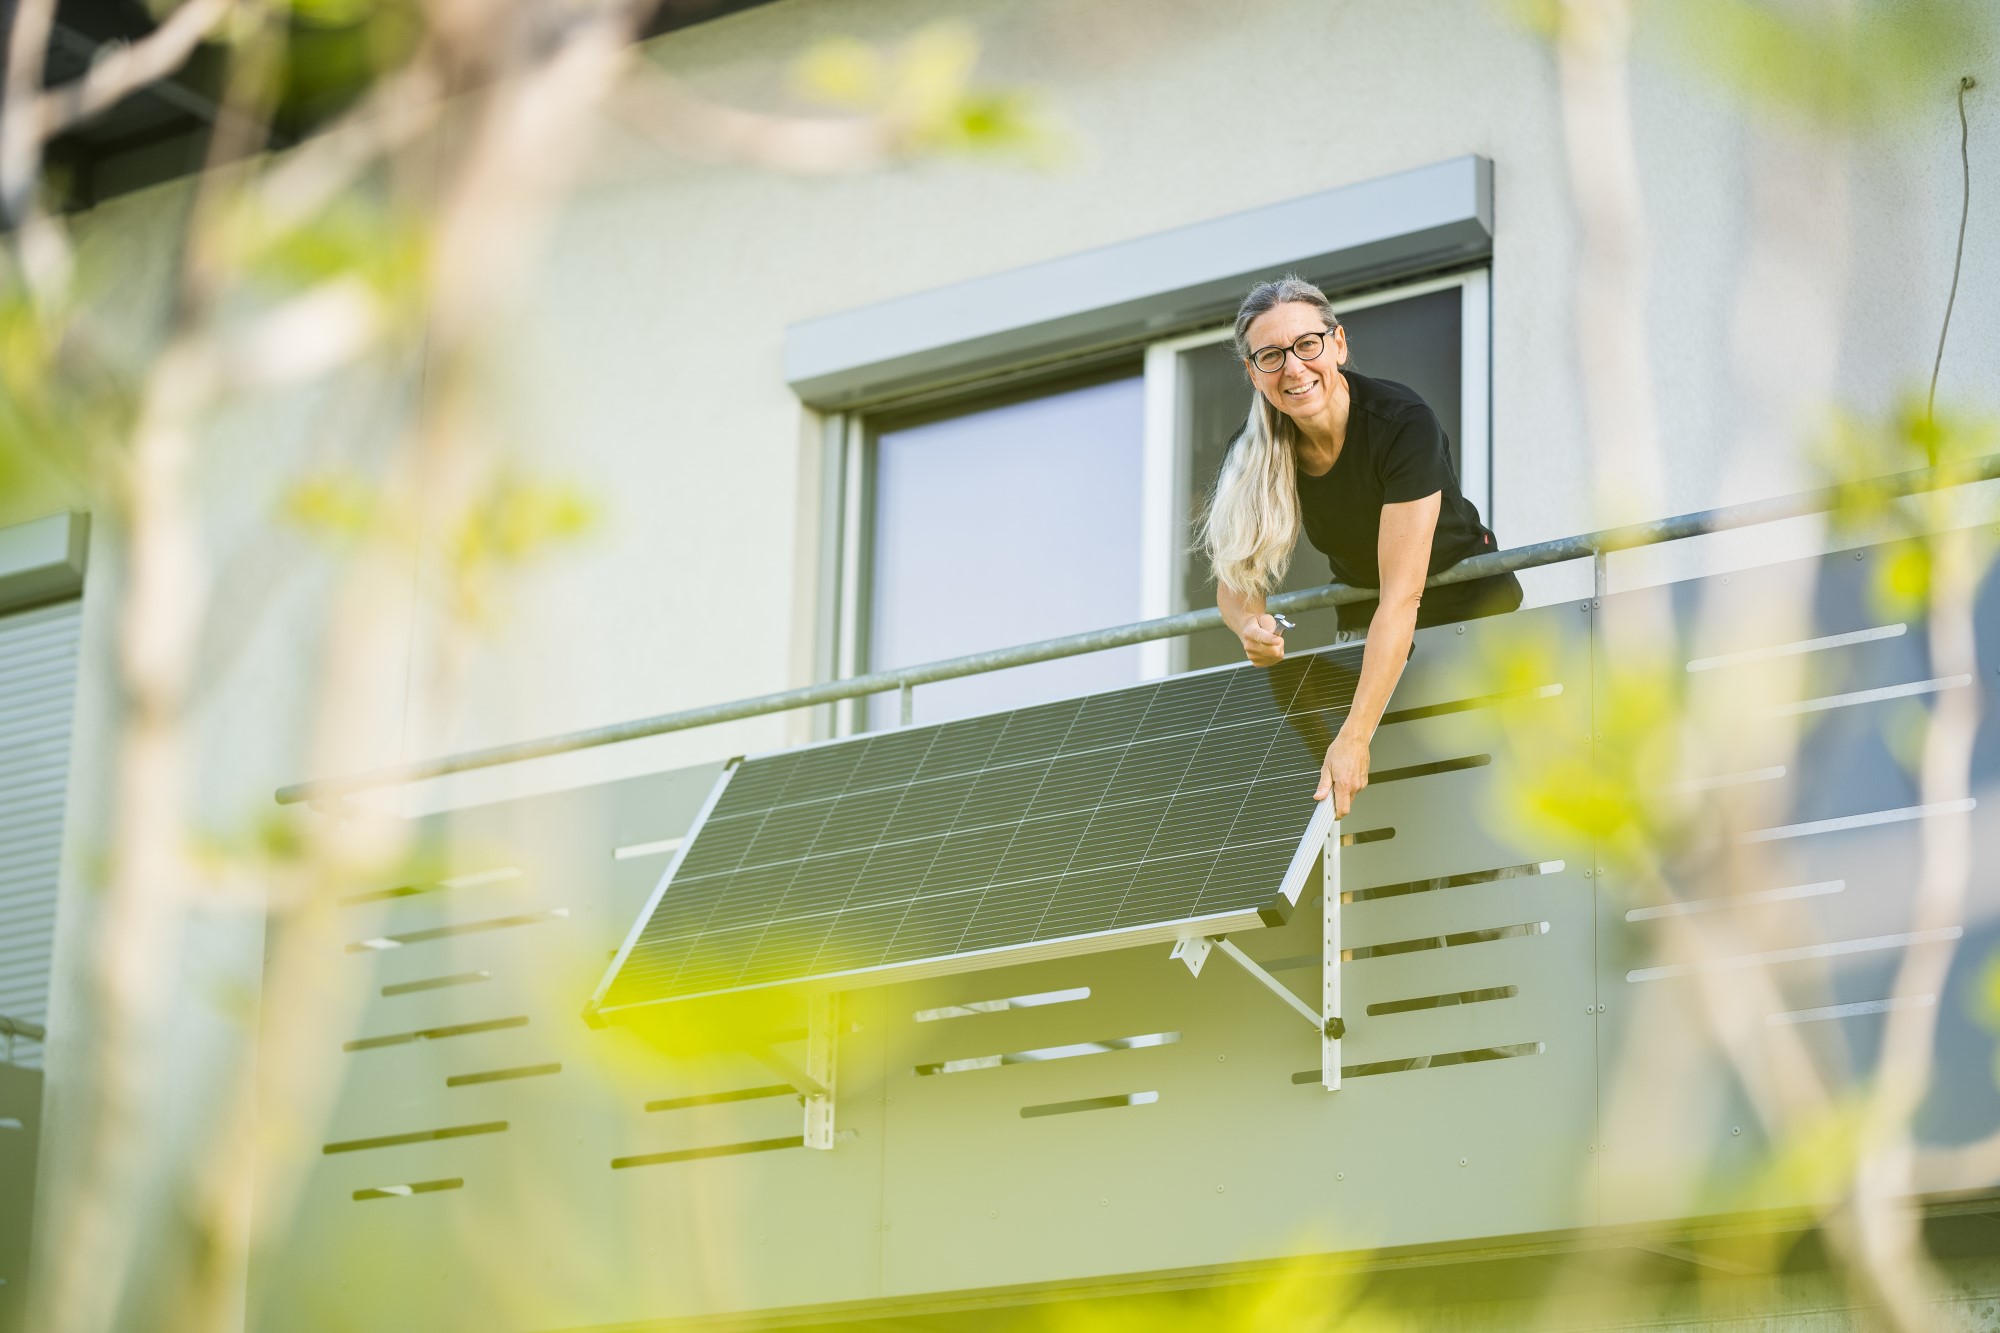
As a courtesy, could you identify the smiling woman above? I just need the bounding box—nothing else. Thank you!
[1200,275,1520,817]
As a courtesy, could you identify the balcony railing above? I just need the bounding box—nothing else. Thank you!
[277,453,2000,806]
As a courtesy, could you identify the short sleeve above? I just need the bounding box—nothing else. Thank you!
[1377,404,1454,505]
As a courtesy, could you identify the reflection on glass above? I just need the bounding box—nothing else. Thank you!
[868,374,1145,729]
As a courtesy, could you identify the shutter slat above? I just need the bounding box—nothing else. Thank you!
[0,598,80,1057]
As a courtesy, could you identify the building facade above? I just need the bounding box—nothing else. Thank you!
[5,1,2000,1329]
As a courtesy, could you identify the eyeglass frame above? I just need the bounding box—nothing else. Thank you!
[1247,327,1337,375]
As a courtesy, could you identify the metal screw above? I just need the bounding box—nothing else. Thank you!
[1731,1126,1742,1136]
[1456,625,1465,634]
[1459,1157,1468,1167]
[1585,1005,1595,1015]
[1855,551,1864,560]
[1216,1185,1226,1194]
[1583,870,1592,879]
[1336,1171,1345,1181]
[989,1210,998,1219]
[1218,1054,1227,1063]
[1586,1144,1595,1153]
[1100,1197,1109,1207]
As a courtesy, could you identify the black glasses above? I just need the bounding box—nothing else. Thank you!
[1249,329,1333,374]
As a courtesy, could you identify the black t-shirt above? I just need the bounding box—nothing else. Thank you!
[1291,370,1511,628]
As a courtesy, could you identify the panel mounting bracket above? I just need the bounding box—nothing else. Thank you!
[1170,814,1344,1089]
[803,992,838,1150]
[1322,814,1344,1091]
[746,994,840,1149]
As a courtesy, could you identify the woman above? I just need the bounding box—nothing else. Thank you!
[1202,275,1521,819]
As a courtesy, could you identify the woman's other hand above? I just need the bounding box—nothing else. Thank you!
[1315,732,1369,816]
[1239,614,1285,667]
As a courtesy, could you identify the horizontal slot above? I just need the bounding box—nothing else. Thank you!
[646,1085,796,1113]
[1767,674,1970,718]
[915,986,1091,1022]
[1379,683,1563,726]
[1341,827,1394,847]
[353,1177,463,1201]
[1626,879,1843,922]
[344,1016,528,1052]
[1020,1090,1158,1119]
[1686,622,1906,672]
[1292,1041,1544,1082]
[916,1032,1178,1077]
[0,1117,23,1132]
[1344,920,1549,962]
[1768,994,1936,1026]
[446,1063,561,1088]
[1368,754,1491,784]
[1628,927,1963,983]
[348,908,568,952]
[1347,860,1562,905]
[612,1137,803,1169]
[1366,985,1519,1017]
[1663,766,1785,795]
[613,837,684,861]
[323,1122,507,1155]
[342,867,520,907]
[1743,799,1974,845]
[381,971,492,997]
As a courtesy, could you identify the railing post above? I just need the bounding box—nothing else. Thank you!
[898,682,914,727]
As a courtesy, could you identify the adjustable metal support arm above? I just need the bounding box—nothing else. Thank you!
[1170,813,1345,1091]
[749,993,840,1149]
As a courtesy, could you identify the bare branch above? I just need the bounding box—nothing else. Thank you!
[1,0,58,221]
[33,0,239,142]
[609,72,898,175]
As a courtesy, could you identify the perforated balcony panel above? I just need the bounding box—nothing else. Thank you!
[1593,533,2000,1226]
[252,538,2000,1332]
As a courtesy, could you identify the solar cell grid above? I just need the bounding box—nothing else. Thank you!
[591,646,1363,1015]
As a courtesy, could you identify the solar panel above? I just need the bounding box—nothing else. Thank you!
[587,646,1362,1020]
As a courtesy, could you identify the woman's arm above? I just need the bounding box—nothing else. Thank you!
[1217,580,1286,667]
[1315,491,1441,815]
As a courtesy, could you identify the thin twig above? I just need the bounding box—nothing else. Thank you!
[1926,76,1975,421]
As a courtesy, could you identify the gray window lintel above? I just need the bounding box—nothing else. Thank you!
[784,155,1491,409]
[0,511,89,613]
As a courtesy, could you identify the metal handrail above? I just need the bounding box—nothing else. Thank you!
[0,1014,45,1042]
[275,454,2000,806]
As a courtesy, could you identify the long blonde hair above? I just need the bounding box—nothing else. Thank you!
[1199,275,1344,598]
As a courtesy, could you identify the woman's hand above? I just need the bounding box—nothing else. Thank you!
[1238,613,1285,667]
[1315,732,1370,817]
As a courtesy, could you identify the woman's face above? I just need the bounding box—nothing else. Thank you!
[1243,301,1347,421]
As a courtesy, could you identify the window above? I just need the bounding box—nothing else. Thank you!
[1163,269,1490,672]
[856,369,1148,730]
[826,269,1490,731]
[788,158,1497,732]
